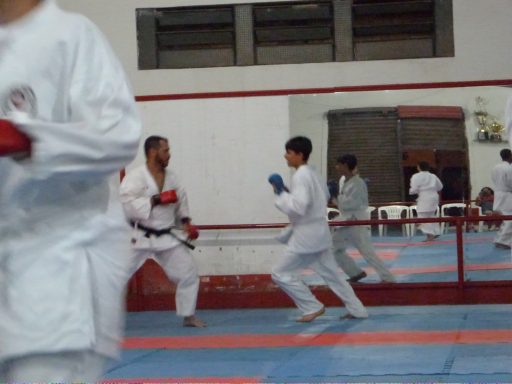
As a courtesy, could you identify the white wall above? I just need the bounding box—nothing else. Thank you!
[133,96,291,225]
[56,0,512,275]
[133,96,293,275]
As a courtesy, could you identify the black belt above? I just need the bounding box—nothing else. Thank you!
[130,221,173,238]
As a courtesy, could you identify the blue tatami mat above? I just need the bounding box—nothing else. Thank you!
[105,305,512,383]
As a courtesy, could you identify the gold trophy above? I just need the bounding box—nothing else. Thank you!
[489,120,504,142]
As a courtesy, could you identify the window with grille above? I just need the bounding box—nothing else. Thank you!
[137,6,235,69]
[136,0,453,70]
[253,2,334,65]
[352,0,449,60]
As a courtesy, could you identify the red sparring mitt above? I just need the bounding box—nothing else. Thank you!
[152,189,178,206]
[0,119,31,157]
[186,224,199,240]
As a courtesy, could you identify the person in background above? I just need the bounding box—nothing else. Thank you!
[474,187,499,231]
[332,154,396,283]
[409,161,443,242]
[0,0,141,381]
[268,136,368,322]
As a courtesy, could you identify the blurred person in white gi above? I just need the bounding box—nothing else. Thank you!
[409,161,443,242]
[268,136,368,323]
[332,155,396,283]
[120,136,206,328]
[0,0,141,381]
[491,148,512,249]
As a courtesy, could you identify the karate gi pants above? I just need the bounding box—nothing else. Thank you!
[332,225,395,282]
[417,211,441,236]
[130,245,199,317]
[494,210,512,247]
[271,248,368,318]
[0,350,107,382]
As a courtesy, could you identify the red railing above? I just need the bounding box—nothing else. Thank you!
[195,214,512,289]
[128,214,512,310]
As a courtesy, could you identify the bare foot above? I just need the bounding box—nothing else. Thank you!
[183,315,207,328]
[296,307,325,323]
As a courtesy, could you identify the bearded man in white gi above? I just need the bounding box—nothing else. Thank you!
[332,155,396,283]
[0,0,141,381]
[409,161,443,242]
[491,148,512,249]
[268,136,368,322]
[120,136,206,328]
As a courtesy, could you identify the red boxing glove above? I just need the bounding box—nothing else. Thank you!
[152,189,178,206]
[0,119,31,157]
[186,224,199,240]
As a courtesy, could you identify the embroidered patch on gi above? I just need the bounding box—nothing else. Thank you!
[2,85,38,117]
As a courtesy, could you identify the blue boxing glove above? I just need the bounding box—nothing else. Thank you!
[268,173,288,195]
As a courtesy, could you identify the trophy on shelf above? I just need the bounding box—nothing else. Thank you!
[473,96,505,142]
[489,120,504,141]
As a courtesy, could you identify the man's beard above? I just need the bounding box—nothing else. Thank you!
[159,158,169,168]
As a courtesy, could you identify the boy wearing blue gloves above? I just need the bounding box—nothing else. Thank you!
[268,136,368,322]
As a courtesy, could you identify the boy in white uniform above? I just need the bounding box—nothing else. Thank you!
[268,136,368,322]
[0,0,141,381]
[409,161,443,242]
[332,155,396,283]
[120,136,206,328]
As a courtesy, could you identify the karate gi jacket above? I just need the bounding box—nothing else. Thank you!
[491,161,512,214]
[120,165,191,251]
[337,175,370,220]
[0,0,141,361]
[275,165,332,253]
[409,171,443,213]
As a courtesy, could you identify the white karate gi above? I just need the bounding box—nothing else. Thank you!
[491,161,512,246]
[0,0,141,381]
[333,175,395,282]
[409,171,443,236]
[271,165,367,318]
[120,165,200,317]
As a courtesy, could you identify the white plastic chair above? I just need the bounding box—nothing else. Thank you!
[377,205,410,237]
[408,205,440,236]
[440,203,467,233]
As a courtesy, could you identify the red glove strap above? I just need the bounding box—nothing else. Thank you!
[159,189,178,204]
[0,119,31,156]
[187,225,199,240]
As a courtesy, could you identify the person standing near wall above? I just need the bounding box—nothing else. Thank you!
[0,0,141,381]
[491,148,512,249]
[120,136,206,328]
[268,136,368,322]
[332,155,396,283]
[409,161,443,242]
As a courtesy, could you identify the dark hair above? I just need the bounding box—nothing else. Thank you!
[500,148,512,161]
[285,136,312,161]
[418,161,430,171]
[336,154,357,171]
[144,135,167,157]
[480,187,494,195]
